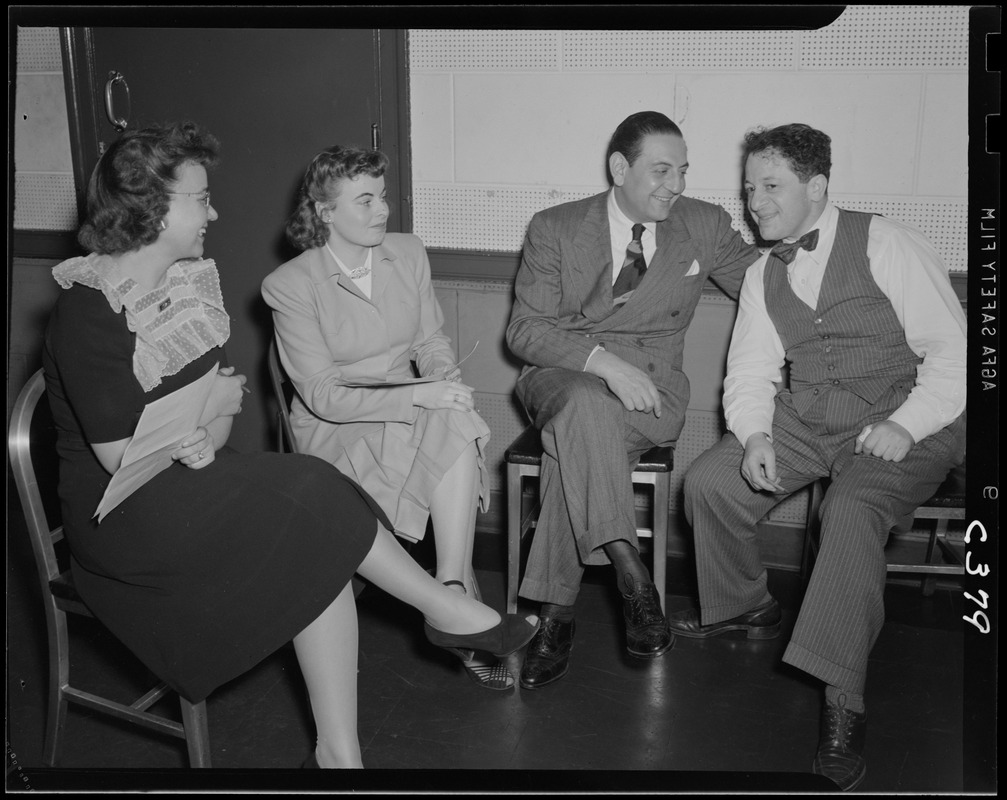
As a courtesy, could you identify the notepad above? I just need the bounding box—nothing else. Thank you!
[94,362,219,522]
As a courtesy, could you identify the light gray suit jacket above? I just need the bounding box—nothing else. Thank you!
[506,191,759,445]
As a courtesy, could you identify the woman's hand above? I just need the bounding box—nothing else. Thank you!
[413,380,475,412]
[204,366,247,421]
[172,426,216,469]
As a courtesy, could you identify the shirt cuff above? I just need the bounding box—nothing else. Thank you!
[584,343,605,371]
[729,419,774,449]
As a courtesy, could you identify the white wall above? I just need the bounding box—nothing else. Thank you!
[408,7,970,271]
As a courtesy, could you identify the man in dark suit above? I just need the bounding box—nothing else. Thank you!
[505,111,760,689]
[672,123,966,791]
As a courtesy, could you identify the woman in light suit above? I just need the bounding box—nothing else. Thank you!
[262,146,509,689]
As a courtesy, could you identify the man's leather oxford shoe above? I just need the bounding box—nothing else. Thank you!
[519,617,575,689]
[666,598,782,640]
[621,577,674,658]
[812,700,867,791]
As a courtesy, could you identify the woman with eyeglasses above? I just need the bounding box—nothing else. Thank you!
[261,146,510,691]
[41,122,537,768]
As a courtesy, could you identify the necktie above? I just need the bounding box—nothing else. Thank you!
[612,223,647,304]
[770,229,819,265]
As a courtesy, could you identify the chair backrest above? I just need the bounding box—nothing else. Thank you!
[8,369,65,593]
[267,337,298,453]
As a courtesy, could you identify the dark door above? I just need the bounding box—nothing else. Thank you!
[65,27,408,451]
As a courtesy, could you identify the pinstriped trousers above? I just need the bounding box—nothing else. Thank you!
[684,390,965,694]
[516,368,660,606]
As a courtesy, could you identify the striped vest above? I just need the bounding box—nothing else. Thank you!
[764,208,921,417]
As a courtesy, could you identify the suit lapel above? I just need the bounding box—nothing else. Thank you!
[571,195,619,322]
[310,244,374,304]
[369,241,395,306]
[597,203,698,328]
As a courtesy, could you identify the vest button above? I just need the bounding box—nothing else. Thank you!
[813,389,820,395]
[814,318,823,324]
[828,364,835,371]
[825,346,832,353]
[832,379,840,385]
[647,363,655,372]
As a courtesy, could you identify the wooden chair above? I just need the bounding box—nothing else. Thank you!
[8,369,212,767]
[504,425,673,614]
[267,337,297,454]
[801,462,966,597]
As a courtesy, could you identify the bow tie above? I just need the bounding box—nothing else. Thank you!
[770,229,820,265]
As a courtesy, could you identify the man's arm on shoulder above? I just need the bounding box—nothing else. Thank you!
[707,204,761,301]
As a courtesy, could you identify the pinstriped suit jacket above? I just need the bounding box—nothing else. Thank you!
[506,191,759,445]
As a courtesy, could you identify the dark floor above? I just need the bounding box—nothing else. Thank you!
[5,496,983,794]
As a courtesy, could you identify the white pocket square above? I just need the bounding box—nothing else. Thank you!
[685,259,701,277]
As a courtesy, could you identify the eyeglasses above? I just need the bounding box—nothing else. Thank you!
[169,190,212,208]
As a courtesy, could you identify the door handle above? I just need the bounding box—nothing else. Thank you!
[104,70,131,132]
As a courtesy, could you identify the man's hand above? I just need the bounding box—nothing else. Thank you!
[741,432,785,493]
[854,420,915,462]
[585,349,662,417]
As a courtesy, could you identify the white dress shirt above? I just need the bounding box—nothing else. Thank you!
[606,188,657,283]
[724,201,967,448]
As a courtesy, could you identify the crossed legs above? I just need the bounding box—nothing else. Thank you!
[294,522,516,767]
[519,370,654,606]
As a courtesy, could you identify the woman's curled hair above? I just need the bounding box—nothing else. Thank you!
[286,145,388,251]
[77,121,220,255]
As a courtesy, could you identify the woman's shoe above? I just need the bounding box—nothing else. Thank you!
[425,613,539,658]
[441,580,515,691]
[455,649,516,691]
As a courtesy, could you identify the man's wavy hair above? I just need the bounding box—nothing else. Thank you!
[605,111,683,182]
[77,121,220,255]
[743,123,832,183]
[286,145,389,251]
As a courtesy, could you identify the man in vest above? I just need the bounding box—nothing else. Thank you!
[669,123,966,791]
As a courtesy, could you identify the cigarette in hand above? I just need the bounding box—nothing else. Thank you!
[857,425,873,444]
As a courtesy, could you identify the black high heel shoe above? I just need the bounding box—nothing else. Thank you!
[442,580,515,691]
[425,612,539,658]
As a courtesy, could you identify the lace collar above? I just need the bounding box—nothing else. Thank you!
[52,253,230,392]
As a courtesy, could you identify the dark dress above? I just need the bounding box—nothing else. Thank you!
[42,283,388,703]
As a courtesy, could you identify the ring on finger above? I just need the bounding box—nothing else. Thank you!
[198,451,206,460]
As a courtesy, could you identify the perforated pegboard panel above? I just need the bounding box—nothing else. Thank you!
[562,30,797,71]
[830,196,967,272]
[801,6,969,70]
[413,185,596,251]
[13,173,78,231]
[414,184,966,272]
[409,29,560,70]
[410,10,969,73]
[16,27,62,72]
